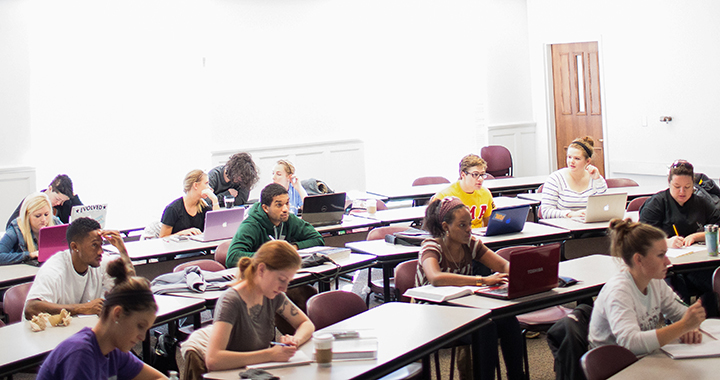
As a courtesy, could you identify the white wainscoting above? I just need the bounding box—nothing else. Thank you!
[487,122,537,177]
[0,167,36,223]
[211,140,365,202]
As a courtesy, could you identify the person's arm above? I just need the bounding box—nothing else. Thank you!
[0,226,34,265]
[202,189,220,211]
[290,176,308,200]
[25,297,104,319]
[131,364,168,380]
[588,167,608,194]
[205,321,297,371]
[656,300,705,346]
[276,295,314,347]
[226,223,264,268]
[540,173,572,219]
[102,230,135,276]
[288,218,324,250]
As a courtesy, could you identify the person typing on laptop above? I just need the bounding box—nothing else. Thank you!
[23,217,135,319]
[540,136,608,219]
[226,184,323,268]
[0,193,61,265]
[416,197,524,380]
[159,169,220,238]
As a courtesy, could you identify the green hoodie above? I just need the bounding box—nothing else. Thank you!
[226,202,324,267]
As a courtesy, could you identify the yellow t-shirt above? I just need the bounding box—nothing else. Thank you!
[432,181,495,229]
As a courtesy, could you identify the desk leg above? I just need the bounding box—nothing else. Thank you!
[383,264,394,302]
[143,331,151,362]
[471,329,482,380]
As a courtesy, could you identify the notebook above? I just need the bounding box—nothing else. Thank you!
[37,224,69,263]
[475,243,561,299]
[578,193,627,223]
[301,192,346,227]
[481,205,530,236]
[70,204,108,228]
[189,207,245,242]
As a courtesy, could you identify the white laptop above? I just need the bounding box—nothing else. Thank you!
[190,207,246,242]
[577,193,627,223]
[70,204,108,228]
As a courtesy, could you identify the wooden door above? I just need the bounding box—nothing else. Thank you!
[551,42,605,176]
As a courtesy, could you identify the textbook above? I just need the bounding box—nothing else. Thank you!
[313,338,379,361]
[660,338,720,359]
[297,246,351,261]
[246,350,313,370]
[403,285,483,303]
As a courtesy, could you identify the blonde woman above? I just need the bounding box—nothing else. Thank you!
[160,170,220,237]
[271,159,308,215]
[0,192,60,265]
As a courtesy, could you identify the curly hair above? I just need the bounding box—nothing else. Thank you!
[225,152,259,191]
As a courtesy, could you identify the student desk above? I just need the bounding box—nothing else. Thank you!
[448,254,623,319]
[539,212,639,239]
[142,294,207,362]
[516,184,664,203]
[314,214,384,236]
[668,247,720,274]
[353,206,427,225]
[476,222,572,250]
[204,302,492,380]
[608,348,720,379]
[0,264,38,290]
[105,237,229,262]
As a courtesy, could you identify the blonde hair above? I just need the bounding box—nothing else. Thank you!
[458,154,487,178]
[237,240,301,289]
[276,159,296,176]
[183,169,209,214]
[18,192,55,252]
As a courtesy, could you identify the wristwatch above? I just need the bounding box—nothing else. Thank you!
[475,276,484,286]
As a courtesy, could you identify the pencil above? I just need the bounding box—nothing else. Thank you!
[673,225,679,236]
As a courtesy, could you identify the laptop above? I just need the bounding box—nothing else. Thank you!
[579,193,627,223]
[480,205,530,236]
[190,207,246,242]
[37,224,69,263]
[302,192,347,227]
[474,243,561,300]
[70,204,108,228]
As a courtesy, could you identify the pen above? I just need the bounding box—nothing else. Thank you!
[268,235,276,240]
[675,297,690,307]
[271,341,291,347]
[673,225,679,236]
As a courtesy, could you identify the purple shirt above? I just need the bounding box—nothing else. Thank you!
[37,327,144,380]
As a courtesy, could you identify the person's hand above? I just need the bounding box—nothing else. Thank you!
[667,236,685,248]
[269,344,297,362]
[681,299,706,331]
[567,210,586,218]
[585,164,600,179]
[483,272,508,286]
[228,188,238,197]
[178,228,202,236]
[280,334,299,347]
[201,188,218,202]
[76,298,104,315]
[101,230,127,253]
[679,329,703,344]
[683,234,700,247]
[29,251,39,259]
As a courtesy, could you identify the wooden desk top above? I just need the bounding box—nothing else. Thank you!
[204,302,491,380]
[0,264,39,289]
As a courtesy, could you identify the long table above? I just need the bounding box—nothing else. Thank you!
[105,237,228,262]
[608,345,720,379]
[203,302,492,380]
[0,264,38,290]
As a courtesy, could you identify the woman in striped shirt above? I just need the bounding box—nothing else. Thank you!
[540,136,608,219]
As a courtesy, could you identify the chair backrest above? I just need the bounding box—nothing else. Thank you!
[605,178,639,188]
[483,173,495,180]
[3,282,33,324]
[626,196,649,212]
[713,267,720,315]
[481,145,513,178]
[581,345,638,380]
[173,259,226,273]
[412,176,450,187]
[215,240,230,268]
[366,225,410,241]
[306,290,368,330]
[494,245,534,261]
[394,259,419,303]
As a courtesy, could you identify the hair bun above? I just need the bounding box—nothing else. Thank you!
[106,258,129,284]
[579,136,595,147]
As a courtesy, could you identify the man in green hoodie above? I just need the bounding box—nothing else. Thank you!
[226,183,324,268]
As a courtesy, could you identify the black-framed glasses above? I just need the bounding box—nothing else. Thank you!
[464,171,486,179]
[670,160,693,171]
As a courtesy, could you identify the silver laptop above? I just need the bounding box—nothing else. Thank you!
[70,204,108,228]
[190,207,246,242]
[578,193,627,223]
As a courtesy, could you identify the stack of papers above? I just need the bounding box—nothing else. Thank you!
[403,285,482,303]
[661,319,720,359]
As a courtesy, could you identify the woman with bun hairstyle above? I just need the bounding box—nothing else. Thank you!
[416,197,524,380]
[0,192,61,265]
[588,219,706,355]
[160,169,220,237]
[37,259,167,380]
[540,136,608,218]
[204,240,314,371]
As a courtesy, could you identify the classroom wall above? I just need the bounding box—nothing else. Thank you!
[0,0,535,229]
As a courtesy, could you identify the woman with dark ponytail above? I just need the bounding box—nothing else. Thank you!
[37,259,166,380]
[588,219,706,355]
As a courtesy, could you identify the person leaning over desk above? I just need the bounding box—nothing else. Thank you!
[416,197,525,380]
[540,136,607,218]
[432,154,495,229]
[225,183,324,268]
[207,152,260,207]
[37,259,167,380]
[5,174,81,228]
[159,169,220,238]
[23,217,135,320]
[588,219,706,356]
[0,192,61,265]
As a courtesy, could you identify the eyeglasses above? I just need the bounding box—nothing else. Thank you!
[464,171,486,179]
[670,160,693,171]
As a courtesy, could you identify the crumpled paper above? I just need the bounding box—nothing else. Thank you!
[30,309,72,331]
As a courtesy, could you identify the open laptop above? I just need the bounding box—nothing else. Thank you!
[480,205,530,236]
[475,243,561,300]
[302,192,346,227]
[578,192,627,223]
[37,224,69,263]
[70,204,108,228]
[190,207,246,242]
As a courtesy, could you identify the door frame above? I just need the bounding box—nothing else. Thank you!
[543,37,610,174]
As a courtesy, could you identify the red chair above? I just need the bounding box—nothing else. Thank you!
[605,178,639,188]
[580,345,638,380]
[713,267,720,316]
[626,196,649,212]
[481,145,513,178]
[173,259,226,273]
[214,240,230,268]
[364,226,411,305]
[393,259,418,303]
[412,176,450,187]
[3,282,33,324]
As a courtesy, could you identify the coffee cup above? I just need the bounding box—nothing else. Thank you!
[313,333,334,367]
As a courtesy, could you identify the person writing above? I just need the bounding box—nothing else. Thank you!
[204,240,315,371]
[540,136,608,218]
[37,259,167,380]
[159,169,220,237]
[432,154,495,229]
[589,219,706,355]
[417,197,524,380]
[208,152,260,207]
[271,159,308,215]
[0,193,61,265]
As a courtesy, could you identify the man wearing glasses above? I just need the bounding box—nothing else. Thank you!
[431,154,495,229]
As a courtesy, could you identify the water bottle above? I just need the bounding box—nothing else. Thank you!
[168,371,179,380]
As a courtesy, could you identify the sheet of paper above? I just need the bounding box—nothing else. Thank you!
[666,246,697,258]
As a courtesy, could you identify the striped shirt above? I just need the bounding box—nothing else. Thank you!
[540,168,608,219]
[415,236,488,287]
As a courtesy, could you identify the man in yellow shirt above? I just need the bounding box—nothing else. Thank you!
[432,154,495,229]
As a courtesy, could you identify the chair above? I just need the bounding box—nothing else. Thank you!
[483,173,495,180]
[3,282,33,324]
[214,240,230,268]
[713,267,720,315]
[173,259,226,273]
[481,145,513,178]
[364,226,411,305]
[580,345,638,380]
[626,196,649,212]
[605,178,639,188]
[141,220,163,240]
[394,259,418,303]
[411,176,450,187]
